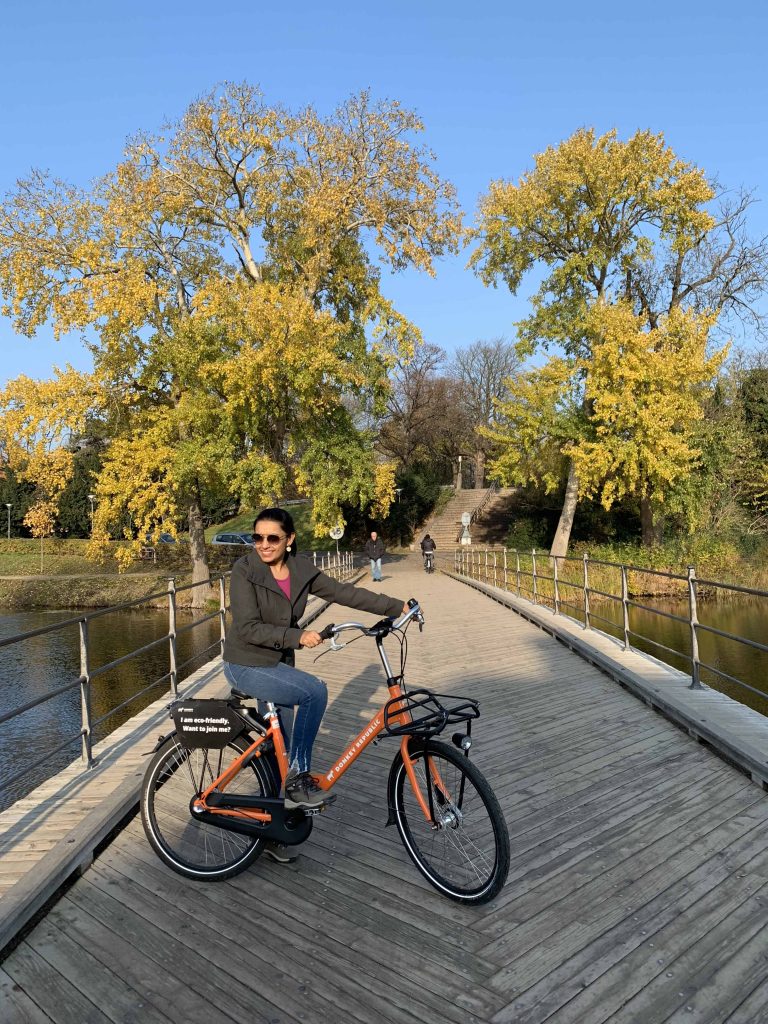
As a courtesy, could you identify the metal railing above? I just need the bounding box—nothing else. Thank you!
[0,575,228,803]
[449,547,768,713]
[0,550,358,805]
[312,550,356,576]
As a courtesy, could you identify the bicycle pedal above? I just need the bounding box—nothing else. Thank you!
[304,795,336,816]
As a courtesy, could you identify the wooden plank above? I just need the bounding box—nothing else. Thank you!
[2,944,108,1024]
[83,857,446,1024]
[22,918,170,1024]
[0,966,53,1024]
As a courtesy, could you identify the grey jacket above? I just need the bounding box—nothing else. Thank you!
[223,549,404,668]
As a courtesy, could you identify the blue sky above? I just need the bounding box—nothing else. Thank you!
[1,0,766,387]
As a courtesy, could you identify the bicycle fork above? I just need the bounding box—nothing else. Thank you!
[396,738,463,830]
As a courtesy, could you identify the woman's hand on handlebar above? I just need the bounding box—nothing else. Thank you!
[300,630,325,648]
[402,602,411,616]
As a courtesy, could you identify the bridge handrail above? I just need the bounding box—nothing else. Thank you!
[447,547,768,712]
[0,552,357,805]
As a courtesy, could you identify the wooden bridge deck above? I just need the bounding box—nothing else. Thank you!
[3,558,768,1023]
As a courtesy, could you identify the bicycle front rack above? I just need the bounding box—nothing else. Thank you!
[383,689,480,738]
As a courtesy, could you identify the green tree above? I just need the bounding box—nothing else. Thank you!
[472,128,768,552]
[0,85,461,601]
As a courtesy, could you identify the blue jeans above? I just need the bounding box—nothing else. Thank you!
[369,557,382,581]
[223,661,327,774]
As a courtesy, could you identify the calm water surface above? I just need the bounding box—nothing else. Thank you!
[586,596,768,715]
[0,608,220,810]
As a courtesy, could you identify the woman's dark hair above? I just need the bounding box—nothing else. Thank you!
[253,507,298,556]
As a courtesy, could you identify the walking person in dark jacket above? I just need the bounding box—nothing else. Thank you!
[223,508,407,861]
[363,530,386,581]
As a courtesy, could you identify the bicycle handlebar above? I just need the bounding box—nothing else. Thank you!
[318,599,423,642]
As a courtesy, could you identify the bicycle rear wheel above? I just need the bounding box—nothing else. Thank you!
[390,739,509,904]
[141,734,275,880]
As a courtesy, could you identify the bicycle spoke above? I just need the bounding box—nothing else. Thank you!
[142,737,272,878]
[393,740,509,903]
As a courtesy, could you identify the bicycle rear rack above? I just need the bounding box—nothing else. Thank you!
[383,689,479,738]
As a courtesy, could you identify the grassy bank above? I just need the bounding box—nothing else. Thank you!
[0,573,175,610]
[468,536,768,601]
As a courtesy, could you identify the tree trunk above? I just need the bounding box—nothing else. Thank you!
[640,496,663,547]
[474,449,485,490]
[549,459,579,558]
[187,485,211,609]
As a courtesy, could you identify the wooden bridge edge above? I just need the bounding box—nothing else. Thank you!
[442,569,768,793]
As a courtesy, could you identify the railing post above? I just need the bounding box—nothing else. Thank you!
[515,549,521,596]
[688,566,703,690]
[493,550,498,588]
[484,548,489,585]
[532,549,538,604]
[583,552,591,630]
[168,577,178,696]
[79,618,94,767]
[503,548,508,591]
[313,551,317,566]
[218,575,227,655]
[553,555,560,615]
[621,565,630,651]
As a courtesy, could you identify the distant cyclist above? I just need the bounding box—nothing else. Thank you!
[420,534,436,573]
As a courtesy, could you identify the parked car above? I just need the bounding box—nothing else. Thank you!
[144,532,177,544]
[211,532,252,546]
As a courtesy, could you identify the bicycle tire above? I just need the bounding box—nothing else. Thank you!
[390,739,509,904]
[141,734,275,880]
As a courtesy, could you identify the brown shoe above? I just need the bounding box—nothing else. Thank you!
[284,771,326,810]
[263,841,298,863]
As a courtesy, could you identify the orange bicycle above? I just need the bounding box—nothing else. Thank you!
[141,600,510,904]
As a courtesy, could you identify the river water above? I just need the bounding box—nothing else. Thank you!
[1,596,766,812]
[0,608,221,811]
[579,596,768,716]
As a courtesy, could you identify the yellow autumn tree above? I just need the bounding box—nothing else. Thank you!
[0,84,461,599]
[568,304,726,539]
[472,128,768,552]
[0,369,98,541]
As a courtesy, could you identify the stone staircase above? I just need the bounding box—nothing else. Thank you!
[418,488,497,551]
[416,486,520,552]
[467,487,519,545]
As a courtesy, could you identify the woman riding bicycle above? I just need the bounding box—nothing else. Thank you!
[223,507,408,820]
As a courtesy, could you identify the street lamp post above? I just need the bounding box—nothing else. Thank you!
[5,504,11,540]
[395,488,402,504]
[87,494,96,535]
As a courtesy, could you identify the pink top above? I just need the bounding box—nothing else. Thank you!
[275,575,291,601]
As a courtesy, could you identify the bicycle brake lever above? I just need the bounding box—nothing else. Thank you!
[329,638,347,651]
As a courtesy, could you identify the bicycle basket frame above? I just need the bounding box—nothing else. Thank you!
[383,689,479,738]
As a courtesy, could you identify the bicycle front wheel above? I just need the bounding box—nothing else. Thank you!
[391,739,510,904]
[141,734,275,880]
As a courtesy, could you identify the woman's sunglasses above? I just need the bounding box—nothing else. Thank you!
[252,532,287,545]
